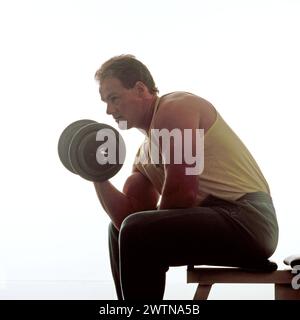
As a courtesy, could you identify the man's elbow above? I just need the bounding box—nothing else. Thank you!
[179,190,198,207]
[160,190,198,209]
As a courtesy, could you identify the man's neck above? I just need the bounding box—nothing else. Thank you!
[139,95,159,134]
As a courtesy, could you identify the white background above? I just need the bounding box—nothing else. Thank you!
[0,0,299,299]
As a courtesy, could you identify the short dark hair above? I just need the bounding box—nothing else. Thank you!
[95,54,159,94]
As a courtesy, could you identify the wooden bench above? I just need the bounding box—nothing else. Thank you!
[187,254,300,300]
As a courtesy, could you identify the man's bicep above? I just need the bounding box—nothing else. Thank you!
[155,102,202,208]
[122,168,160,212]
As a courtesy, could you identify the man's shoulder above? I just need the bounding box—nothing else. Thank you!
[160,91,199,105]
[154,92,215,130]
[159,91,214,113]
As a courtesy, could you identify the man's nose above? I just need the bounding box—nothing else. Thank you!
[106,103,115,115]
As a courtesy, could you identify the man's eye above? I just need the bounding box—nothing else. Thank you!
[111,97,118,102]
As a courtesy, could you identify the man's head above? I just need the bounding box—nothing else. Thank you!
[95,54,159,95]
[95,55,159,130]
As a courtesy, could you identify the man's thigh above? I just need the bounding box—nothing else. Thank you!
[119,205,258,267]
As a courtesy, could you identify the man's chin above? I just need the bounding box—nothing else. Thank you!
[117,120,130,130]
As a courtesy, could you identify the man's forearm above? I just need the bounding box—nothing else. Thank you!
[93,181,136,230]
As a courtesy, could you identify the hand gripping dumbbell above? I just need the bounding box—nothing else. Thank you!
[58,119,126,182]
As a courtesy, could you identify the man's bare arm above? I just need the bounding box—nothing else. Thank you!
[94,169,159,230]
[155,100,200,210]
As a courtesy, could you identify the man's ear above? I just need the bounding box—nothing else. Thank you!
[134,81,147,97]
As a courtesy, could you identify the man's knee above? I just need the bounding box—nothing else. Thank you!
[119,211,153,246]
[120,212,141,236]
[108,221,119,238]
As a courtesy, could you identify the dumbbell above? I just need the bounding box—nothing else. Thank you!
[58,119,126,182]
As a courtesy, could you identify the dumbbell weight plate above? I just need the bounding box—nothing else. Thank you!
[58,119,97,174]
[68,122,126,182]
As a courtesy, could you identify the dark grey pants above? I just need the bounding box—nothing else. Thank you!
[108,191,279,300]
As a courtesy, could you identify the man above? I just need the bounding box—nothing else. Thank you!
[93,54,279,300]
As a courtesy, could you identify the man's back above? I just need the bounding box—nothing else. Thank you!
[135,91,270,204]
